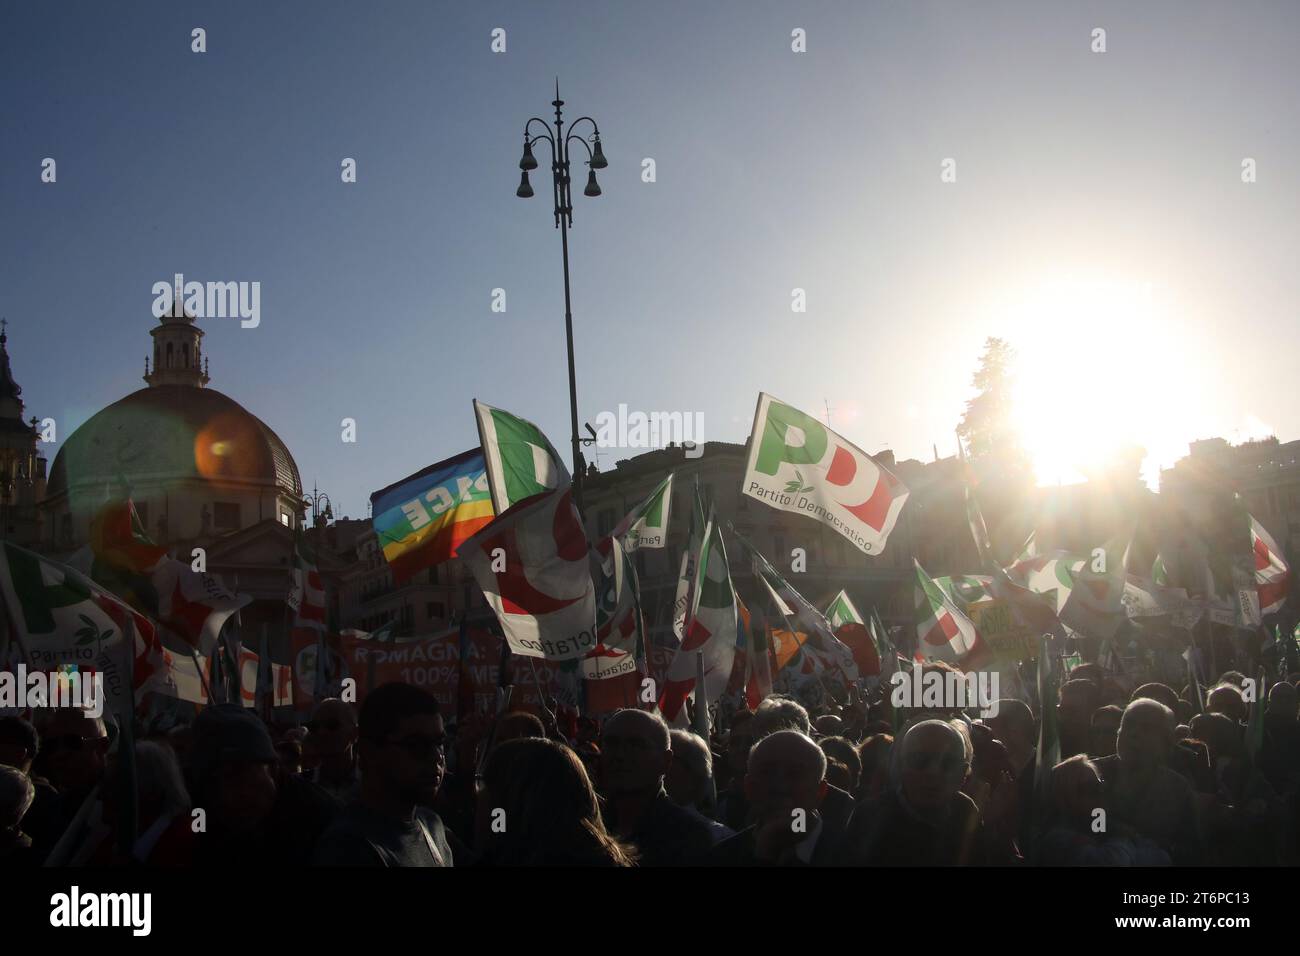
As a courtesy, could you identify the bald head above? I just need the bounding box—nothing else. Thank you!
[1267,681,1298,718]
[744,730,828,822]
[308,698,358,759]
[1117,698,1175,773]
[895,720,969,811]
[599,708,672,797]
[603,708,670,750]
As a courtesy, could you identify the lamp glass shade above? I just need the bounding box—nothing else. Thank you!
[519,141,539,171]
[516,171,534,198]
[583,170,601,197]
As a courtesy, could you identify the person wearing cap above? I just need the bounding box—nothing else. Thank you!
[189,704,339,867]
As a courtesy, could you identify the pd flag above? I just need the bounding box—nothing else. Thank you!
[371,449,495,583]
[742,393,909,555]
[474,400,570,512]
[456,488,597,662]
[610,473,674,551]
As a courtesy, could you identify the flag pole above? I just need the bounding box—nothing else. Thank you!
[117,616,140,859]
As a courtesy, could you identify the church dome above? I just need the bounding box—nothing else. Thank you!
[47,385,303,504]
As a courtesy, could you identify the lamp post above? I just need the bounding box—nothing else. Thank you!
[516,79,607,514]
[302,484,333,536]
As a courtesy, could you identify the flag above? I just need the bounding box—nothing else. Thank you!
[1250,515,1291,616]
[87,498,167,610]
[610,473,674,551]
[671,485,708,643]
[151,557,250,655]
[581,643,641,713]
[1152,553,1172,587]
[913,559,987,669]
[741,393,909,555]
[370,448,495,583]
[737,594,773,709]
[658,507,738,724]
[287,531,326,628]
[593,535,642,653]
[457,487,596,662]
[0,541,167,717]
[473,399,570,512]
[86,495,249,654]
[825,589,865,629]
[732,529,860,684]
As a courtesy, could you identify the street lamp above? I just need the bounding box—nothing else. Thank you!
[517,79,606,514]
[303,484,333,530]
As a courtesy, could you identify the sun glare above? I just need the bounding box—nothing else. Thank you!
[996,275,1203,488]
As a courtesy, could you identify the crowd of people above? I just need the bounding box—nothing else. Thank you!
[2,657,1298,867]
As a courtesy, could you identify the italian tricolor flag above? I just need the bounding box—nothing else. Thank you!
[610,473,673,552]
[913,559,987,669]
[658,508,737,725]
[825,589,864,629]
[1251,515,1291,616]
[474,399,570,512]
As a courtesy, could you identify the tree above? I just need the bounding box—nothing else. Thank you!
[957,337,1027,468]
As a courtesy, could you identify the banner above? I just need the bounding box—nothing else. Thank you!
[457,488,597,661]
[741,393,909,555]
[370,448,495,583]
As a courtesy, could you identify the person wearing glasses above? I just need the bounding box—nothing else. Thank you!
[839,719,988,866]
[314,683,455,866]
[24,709,110,863]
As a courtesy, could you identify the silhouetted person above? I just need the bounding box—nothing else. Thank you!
[25,709,110,863]
[1089,705,1123,759]
[0,765,36,866]
[314,683,453,866]
[598,709,713,866]
[477,737,635,866]
[841,720,987,866]
[711,730,838,866]
[189,705,338,867]
[306,698,360,803]
[1038,755,1169,865]
[1093,699,1203,865]
[1058,679,1101,758]
[665,730,733,845]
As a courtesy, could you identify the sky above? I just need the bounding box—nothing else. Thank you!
[3,1,1298,517]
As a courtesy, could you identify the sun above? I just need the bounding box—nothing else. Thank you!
[994,274,1202,487]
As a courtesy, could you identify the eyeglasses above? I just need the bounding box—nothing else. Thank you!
[386,734,446,758]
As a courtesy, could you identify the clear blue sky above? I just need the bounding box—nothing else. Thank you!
[3,1,1298,514]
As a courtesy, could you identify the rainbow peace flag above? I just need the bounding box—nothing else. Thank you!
[371,449,494,582]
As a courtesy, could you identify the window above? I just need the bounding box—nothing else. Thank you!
[214,502,240,529]
[598,508,616,537]
[280,513,290,526]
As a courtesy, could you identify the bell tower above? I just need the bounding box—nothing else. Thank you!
[144,298,210,387]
